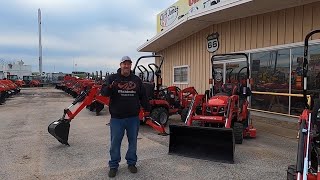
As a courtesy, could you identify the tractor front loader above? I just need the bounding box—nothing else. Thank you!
[169,53,256,163]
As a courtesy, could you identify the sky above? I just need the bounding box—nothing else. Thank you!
[0,0,176,74]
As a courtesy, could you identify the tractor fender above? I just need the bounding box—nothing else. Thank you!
[149,99,170,109]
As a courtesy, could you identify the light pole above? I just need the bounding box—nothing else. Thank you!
[38,8,43,75]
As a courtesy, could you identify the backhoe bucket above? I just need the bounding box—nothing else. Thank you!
[169,125,235,163]
[48,120,70,146]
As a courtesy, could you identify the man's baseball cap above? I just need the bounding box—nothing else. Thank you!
[120,56,132,63]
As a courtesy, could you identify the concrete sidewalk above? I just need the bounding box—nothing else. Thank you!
[251,113,298,139]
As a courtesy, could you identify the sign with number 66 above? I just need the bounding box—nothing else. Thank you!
[207,32,219,53]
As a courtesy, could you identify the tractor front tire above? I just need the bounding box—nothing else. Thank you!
[286,165,296,180]
[151,107,169,126]
[233,122,243,144]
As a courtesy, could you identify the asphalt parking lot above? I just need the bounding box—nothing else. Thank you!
[0,87,297,180]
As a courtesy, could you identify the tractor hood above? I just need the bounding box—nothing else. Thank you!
[208,95,229,106]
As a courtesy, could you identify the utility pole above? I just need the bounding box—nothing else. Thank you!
[38,8,42,75]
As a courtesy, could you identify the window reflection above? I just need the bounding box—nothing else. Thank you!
[291,44,320,115]
[250,49,290,114]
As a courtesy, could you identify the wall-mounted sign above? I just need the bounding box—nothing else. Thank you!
[160,6,179,27]
[207,32,219,53]
[157,0,223,33]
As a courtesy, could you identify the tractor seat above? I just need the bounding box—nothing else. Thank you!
[220,83,238,96]
[143,82,155,100]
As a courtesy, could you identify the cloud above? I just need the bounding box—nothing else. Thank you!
[0,0,176,73]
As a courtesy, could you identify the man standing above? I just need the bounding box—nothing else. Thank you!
[101,56,150,178]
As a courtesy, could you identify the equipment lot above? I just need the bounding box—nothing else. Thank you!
[0,87,297,180]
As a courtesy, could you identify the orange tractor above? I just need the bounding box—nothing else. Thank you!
[22,75,42,87]
[169,53,256,163]
[287,29,320,180]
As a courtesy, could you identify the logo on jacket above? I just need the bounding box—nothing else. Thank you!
[117,81,136,91]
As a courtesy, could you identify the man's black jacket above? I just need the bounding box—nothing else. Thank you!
[101,68,151,119]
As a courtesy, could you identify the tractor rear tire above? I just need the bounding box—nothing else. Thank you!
[286,165,296,180]
[233,122,243,144]
[180,108,189,122]
[151,107,169,126]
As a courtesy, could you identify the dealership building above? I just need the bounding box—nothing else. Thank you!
[138,0,320,118]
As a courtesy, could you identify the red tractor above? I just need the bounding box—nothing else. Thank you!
[169,53,256,163]
[0,80,8,104]
[146,62,198,122]
[132,55,173,126]
[287,29,320,180]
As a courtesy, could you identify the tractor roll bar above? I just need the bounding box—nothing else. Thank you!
[133,55,164,74]
[148,63,160,80]
[210,53,249,81]
[136,66,145,81]
[138,65,149,82]
[210,53,249,96]
[303,29,320,110]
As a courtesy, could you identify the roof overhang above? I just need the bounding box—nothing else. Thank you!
[138,0,319,52]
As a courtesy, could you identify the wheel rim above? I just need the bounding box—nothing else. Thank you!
[159,112,168,124]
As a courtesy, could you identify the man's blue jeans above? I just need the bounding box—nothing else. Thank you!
[108,116,140,169]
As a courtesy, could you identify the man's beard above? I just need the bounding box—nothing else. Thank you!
[121,69,130,76]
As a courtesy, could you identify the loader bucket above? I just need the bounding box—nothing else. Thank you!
[169,125,235,163]
[48,120,70,146]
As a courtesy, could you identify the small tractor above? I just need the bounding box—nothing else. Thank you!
[146,62,198,122]
[287,29,320,180]
[169,53,256,163]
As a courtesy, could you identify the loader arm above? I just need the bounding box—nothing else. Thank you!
[185,94,205,126]
[65,85,101,120]
[224,95,238,128]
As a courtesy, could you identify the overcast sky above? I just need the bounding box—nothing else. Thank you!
[0,0,176,73]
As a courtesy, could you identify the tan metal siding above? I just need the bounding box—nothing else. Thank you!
[217,24,223,54]
[263,14,271,47]
[293,6,303,43]
[256,15,264,48]
[251,16,258,49]
[312,2,320,39]
[285,8,294,44]
[270,11,278,46]
[303,4,313,39]
[225,21,231,53]
[230,20,236,52]
[245,17,252,50]
[157,2,320,94]
[277,10,286,45]
[240,18,246,51]
[234,20,241,51]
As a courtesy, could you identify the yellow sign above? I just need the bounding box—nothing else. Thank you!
[157,0,223,33]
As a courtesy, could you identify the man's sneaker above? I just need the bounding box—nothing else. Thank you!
[128,165,138,173]
[108,168,118,178]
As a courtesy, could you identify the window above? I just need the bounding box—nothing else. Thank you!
[173,65,189,84]
[250,49,290,114]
